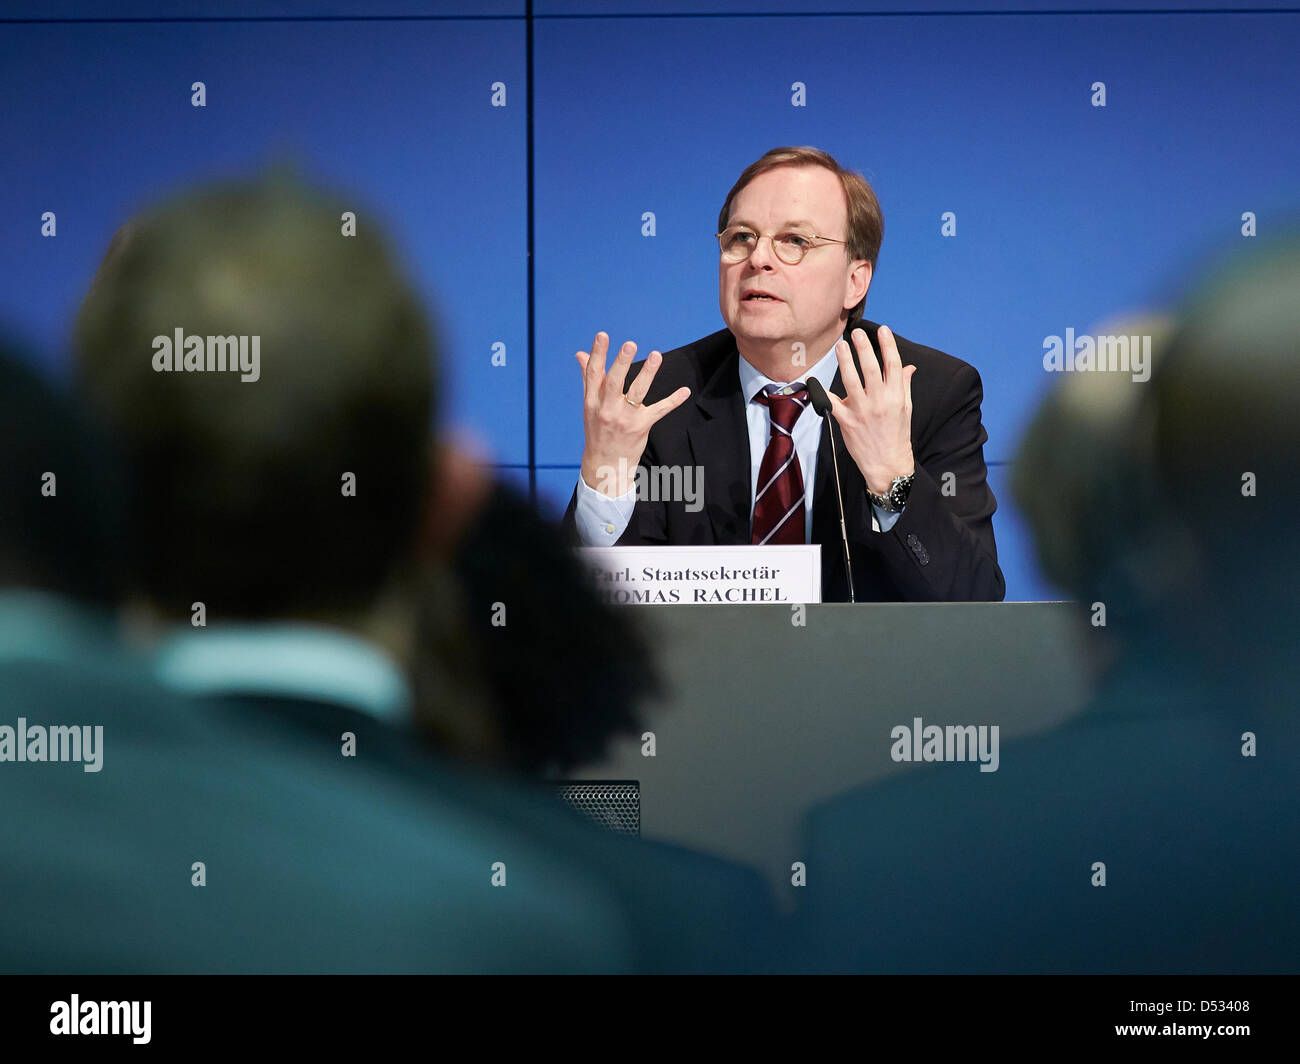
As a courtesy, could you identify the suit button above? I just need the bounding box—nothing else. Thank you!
[906,533,930,566]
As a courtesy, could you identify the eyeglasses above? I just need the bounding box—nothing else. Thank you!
[716,225,848,265]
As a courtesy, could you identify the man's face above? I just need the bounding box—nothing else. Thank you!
[719,164,870,367]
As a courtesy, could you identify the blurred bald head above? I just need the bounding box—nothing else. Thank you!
[1152,237,1300,544]
[1013,314,1173,609]
[1148,234,1300,674]
[76,174,435,620]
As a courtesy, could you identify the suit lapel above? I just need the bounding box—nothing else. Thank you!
[688,343,752,544]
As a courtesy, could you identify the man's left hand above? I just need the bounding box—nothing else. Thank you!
[828,325,917,495]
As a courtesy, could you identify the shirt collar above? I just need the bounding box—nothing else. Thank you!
[152,622,411,724]
[737,341,841,404]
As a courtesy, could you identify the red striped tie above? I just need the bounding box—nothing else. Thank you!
[751,384,809,545]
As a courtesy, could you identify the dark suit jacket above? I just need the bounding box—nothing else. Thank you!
[0,598,642,974]
[0,587,781,973]
[203,690,782,974]
[564,319,1005,602]
[794,657,1300,973]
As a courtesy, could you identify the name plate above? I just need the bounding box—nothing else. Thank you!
[578,545,821,605]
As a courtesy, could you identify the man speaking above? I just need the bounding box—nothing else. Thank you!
[564,146,1004,603]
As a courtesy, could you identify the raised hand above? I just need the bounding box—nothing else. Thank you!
[827,325,917,495]
[576,332,691,497]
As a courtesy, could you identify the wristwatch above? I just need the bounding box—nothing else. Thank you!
[868,473,914,513]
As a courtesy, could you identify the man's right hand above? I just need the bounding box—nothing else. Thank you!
[576,331,691,497]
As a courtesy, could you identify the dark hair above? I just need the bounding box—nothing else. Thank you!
[75,174,434,619]
[0,342,124,605]
[719,146,884,320]
[415,482,659,775]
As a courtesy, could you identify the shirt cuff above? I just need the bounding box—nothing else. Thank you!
[574,474,637,546]
[871,501,904,534]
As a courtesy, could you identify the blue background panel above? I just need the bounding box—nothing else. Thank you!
[535,465,583,523]
[537,1,1296,13]
[532,13,1299,470]
[0,2,523,17]
[0,18,529,463]
[3,8,1296,601]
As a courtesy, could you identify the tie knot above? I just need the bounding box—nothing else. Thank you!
[754,383,809,433]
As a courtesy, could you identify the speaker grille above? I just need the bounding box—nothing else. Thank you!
[555,781,640,836]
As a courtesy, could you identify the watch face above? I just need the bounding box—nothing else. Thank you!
[887,475,914,511]
[871,475,913,512]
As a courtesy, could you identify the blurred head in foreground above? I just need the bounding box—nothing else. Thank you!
[1015,235,1300,698]
[0,340,123,609]
[74,173,655,777]
[1146,235,1300,696]
[1012,314,1175,674]
[422,478,661,776]
[75,173,433,631]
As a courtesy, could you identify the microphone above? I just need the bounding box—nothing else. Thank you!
[804,377,855,604]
